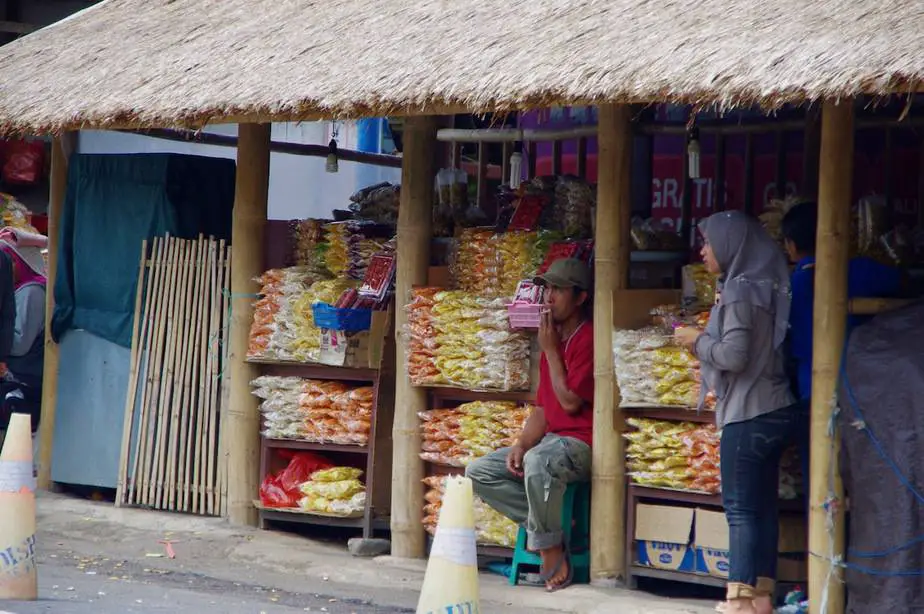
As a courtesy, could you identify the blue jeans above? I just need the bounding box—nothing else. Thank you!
[720,403,807,588]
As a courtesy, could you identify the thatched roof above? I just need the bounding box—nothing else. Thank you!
[0,0,921,134]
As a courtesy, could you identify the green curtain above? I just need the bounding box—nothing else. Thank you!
[52,153,235,347]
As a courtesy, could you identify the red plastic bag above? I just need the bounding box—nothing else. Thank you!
[2,140,45,185]
[259,474,296,508]
[275,451,333,494]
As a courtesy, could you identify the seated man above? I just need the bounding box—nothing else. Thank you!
[466,258,594,592]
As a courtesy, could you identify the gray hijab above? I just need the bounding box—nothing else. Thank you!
[697,211,791,406]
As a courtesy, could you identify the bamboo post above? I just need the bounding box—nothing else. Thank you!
[37,133,75,490]
[808,100,852,614]
[226,124,270,525]
[591,104,632,585]
[390,115,438,558]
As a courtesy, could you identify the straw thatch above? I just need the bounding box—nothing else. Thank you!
[0,0,922,134]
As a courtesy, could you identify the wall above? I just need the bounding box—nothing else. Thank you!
[78,124,401,220]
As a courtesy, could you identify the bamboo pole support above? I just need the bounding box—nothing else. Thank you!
[226,124,270,525]
[591,104,632,586]
[390,115,438,558]
[808,100,852,614]
[115,239,149,506]
[37,133,75,489]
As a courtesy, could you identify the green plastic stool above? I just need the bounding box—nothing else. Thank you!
[508,481,591,586]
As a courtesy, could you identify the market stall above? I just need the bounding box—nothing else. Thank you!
[247,183,400,538]
[4,3,924,611]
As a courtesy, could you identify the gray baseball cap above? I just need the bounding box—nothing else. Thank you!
[534,258,592,291]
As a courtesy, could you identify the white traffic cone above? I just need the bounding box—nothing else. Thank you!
[416,475,480,614]
[0,413,38,600]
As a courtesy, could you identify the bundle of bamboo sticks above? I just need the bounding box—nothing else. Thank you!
[116,235,231,516]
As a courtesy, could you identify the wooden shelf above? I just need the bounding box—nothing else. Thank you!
[630,484,721,506]
[256,507,366,529]
[425,386,535,403]
[630,484,805,512]
[247,358,378,382]
[629,564,726,589]
[264,438,369,454]
[621,405,715,424]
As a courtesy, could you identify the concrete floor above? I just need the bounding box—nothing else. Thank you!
[0,493,716,614]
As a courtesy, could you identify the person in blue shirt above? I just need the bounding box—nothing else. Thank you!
[781,201,903,501]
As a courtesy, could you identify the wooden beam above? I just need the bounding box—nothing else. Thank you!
[848,297,914,315]
[775,130,787,200]
[225,124,270,525]
[591,104,632,586]
[743,134,755,213]
[808,100,852,614]
[802,106,822,199]
[477,142,489,209]
[576,137,588,179]
[551,140,562,176]
[36,132,75,490]
[390,116,438,558]
[714,135,726,211]
[121,128,402,168]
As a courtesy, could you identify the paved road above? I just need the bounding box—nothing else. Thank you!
[0,554,412,614]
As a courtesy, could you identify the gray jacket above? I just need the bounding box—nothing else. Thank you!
[694,301,794,428]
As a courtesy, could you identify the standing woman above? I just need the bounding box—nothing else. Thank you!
[674,211,801,614]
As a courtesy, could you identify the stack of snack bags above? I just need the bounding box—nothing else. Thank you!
[252,375,307,439]
[553,176,596,238]
[299,381,373,446]
[613,327,704,408]
[259,451,333,508]
[247,267,317,360]
[453,228,500,296]
[290,277,359,361]
[682,264,719,309]
[298,466,367,516]
[496,231,542,298]
[418,402,530,467]
[290,219,331,277]
[625,418,802,498]
[625,418,720,493]
[323,221,389,280]
[422,475,519,547]
[406,288,443,385]
[430,290,530,391]
[253,376,374,446]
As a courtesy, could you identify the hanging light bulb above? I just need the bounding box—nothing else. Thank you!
[687,126,701,180]
[325,138,339,173]
[509,145,523,189]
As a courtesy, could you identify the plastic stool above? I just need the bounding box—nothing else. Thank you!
[508,481,591,586]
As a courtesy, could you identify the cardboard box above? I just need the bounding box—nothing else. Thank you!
[320,308,392,369]
[694,508,732,578]
[634,504,696,572]
[694,509,808,578]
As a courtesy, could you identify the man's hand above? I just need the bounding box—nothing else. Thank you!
[506,445,526,477]
[538,310,561,355]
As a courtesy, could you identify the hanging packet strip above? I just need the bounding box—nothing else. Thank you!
[359,253,396,301]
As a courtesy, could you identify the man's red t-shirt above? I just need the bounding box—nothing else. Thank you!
[536,321,595,446]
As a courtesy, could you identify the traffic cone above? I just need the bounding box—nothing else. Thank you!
[0,413,38,600]
[416,475,480,614]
